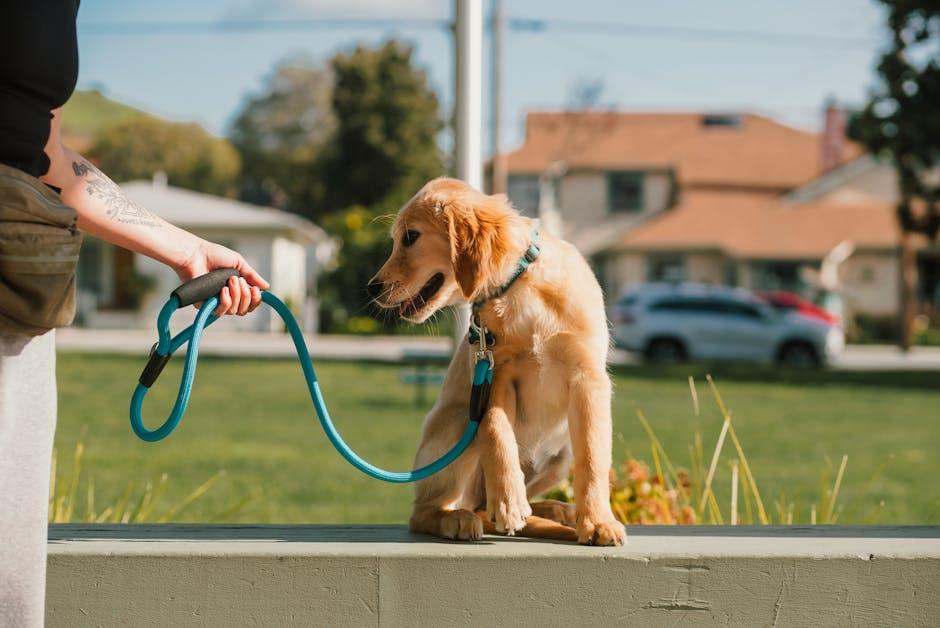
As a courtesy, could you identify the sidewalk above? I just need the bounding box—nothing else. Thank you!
[56,328,452,362]
[56,328,940,370]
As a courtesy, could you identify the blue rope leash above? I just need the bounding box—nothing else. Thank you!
[129,290,486,483]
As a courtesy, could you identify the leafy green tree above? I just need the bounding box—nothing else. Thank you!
[314,41,444,332]
[317,40,444,212]
[88,116,241,196]
[229,56,334,208]
[849,0,939,348]
[226,41,444,332]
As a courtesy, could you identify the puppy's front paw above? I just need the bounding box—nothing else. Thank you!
[487,484,532,536]
[439,509,483,541]
[577,512,627,546]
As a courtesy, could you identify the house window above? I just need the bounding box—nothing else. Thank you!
[646,254,685,283]
[607,171,644,212]
[750,261,806,292]
[507,175,540,216]
[723,262,739,286]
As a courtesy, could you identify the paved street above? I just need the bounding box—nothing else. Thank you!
[56,328,940,371]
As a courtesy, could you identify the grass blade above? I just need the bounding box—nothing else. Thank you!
[824,455,849,524]
[730,461,739,525]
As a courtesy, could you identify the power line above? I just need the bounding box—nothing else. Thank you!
[509,18,874,49]
[79,15,876,50]
[78,17,450,35]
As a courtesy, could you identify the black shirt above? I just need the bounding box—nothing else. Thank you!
[0,0,80,177]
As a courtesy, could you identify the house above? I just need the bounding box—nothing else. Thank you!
[502,108,938,322]
[75,175,337,333]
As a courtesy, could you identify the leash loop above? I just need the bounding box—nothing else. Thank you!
[129,283,480,483]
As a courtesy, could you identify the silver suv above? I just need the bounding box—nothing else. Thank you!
[610,283,844,367]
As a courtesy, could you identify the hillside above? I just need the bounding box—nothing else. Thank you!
[61,89,148,151]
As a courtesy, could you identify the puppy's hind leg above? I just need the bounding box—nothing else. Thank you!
[525,443,576,527]
[475,512,579,543]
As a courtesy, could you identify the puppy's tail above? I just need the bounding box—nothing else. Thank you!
[476,512,579,543]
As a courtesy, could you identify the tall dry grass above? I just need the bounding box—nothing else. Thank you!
[548,375,850,525]
[48,429,238,523]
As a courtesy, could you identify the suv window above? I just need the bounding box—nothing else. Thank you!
[716,299,764,319]
[649,297,713,313]
[649,296,766,319]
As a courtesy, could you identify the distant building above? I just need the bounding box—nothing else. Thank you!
[502,108,938,322]
[75,176,337,333]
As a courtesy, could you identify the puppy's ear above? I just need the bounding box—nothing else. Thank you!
[438,192,511,301]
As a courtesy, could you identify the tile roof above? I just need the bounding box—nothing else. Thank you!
[613,189,920,259]
[505,111,862,190]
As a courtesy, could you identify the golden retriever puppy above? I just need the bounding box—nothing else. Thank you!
[369,177,625,546]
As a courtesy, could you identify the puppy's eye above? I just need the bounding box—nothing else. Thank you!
[402,230,421,247]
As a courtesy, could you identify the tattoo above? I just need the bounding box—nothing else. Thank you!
[72,159,162,229]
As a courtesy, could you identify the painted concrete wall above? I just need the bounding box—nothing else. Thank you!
[603,252,646,301]
[841,251,900,318]
[557,170,673,232]
[46,524,940,627]
[269,236,309,332]
[558,172,608,227]
[686,253,725,284]
[822,162,898,203]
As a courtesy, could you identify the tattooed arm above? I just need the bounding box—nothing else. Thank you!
[40,107,268,315]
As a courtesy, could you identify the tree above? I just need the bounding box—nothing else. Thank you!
[314,41,444,332]
[229,56,334,208]
[849,1,940,348]
[88,116,241,196]
[316,40,444,212]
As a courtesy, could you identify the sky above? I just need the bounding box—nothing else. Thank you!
[75,0,888,152]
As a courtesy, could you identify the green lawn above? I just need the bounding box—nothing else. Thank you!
[55,354,940,525]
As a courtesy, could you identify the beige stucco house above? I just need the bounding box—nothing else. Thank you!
[502,109,938,323]
[75,176,336,333]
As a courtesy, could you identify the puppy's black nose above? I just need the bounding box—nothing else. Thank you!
[367,279,384,299]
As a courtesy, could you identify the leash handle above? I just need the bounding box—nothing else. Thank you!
[172,268,240,307]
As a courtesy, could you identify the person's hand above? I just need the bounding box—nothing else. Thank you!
[174,238,270,316]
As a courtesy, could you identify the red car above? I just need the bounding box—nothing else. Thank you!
[758,291,841,326]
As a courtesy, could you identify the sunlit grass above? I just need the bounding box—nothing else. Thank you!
[55,353,939,524]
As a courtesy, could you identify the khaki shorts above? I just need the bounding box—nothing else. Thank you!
[0,163,83,336]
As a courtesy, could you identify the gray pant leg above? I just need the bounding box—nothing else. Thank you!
[0,330,57,628]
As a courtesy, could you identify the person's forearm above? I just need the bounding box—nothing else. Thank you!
[40,145,202,270]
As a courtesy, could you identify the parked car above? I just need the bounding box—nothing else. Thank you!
[758,291,841,326]
[610,283,844,367]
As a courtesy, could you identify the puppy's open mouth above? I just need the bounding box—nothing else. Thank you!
[399,272,444,317]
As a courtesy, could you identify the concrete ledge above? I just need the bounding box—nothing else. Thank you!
[48,525,940,627]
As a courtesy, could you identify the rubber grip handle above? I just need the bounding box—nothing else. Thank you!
[171,269,240,307]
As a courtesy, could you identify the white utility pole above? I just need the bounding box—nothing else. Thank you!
[453,0,483,344]
[490,0,506,194]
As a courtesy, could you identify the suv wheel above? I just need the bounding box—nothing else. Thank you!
[777,341,819,368]
[645,338,687,364]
